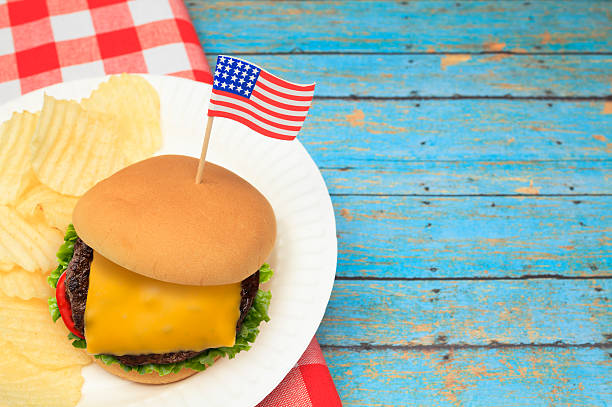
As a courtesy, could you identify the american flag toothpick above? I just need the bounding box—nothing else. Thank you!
[195,55,315,183]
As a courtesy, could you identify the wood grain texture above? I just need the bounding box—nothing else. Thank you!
[321,160,612,196]
[189,1,612,53]
[334,196,610,278]
[319,279,612,346]
[300,100,612,165]
[323,347,612,406]
[185,1,612,405]
[206,54,612,97]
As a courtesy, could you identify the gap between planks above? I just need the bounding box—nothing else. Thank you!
[315,95,612,101]
[218,51,612,56]
[335,274,612,282]
[330,193,612,197]
[320,342,612,352]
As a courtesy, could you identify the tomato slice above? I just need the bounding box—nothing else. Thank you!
[55,272,85,340]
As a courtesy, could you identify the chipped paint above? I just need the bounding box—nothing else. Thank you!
[493,83,540,92]
[602,101,612,114]
[515,180,540,195]
[483,42,506,51]
[345,109,365,126]
[440,54,471,70]
[483,53,510,62]
[340,208,353,221]
[593,134,607,142]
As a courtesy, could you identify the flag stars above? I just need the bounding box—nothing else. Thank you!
[213,59,261,97]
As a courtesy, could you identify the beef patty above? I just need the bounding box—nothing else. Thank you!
[64,238,260,366]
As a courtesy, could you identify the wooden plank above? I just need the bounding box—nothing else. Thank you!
[189,1,612,53]
[323,346,612,406]
[321,160,612,196]
[300,100,612,165]
[333,196,610,278]
[318,279,612,346]
[206,54,612,97]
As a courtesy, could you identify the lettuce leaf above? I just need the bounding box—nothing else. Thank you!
[49,225,274,376]
[68,333,87,348]
[259,263,274,284]
[48,297,60,322]
[48,224,78,289]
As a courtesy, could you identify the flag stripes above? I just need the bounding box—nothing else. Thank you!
[208,55,315,141]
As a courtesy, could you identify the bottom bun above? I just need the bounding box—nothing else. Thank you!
[94,357,214,384]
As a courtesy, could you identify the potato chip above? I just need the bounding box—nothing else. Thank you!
[0,295,91,367]
[0,111,39,205]
[0,340,84,407]
[0,205,63,273]
[16,183,78,232]
[82,74,162,162]
[0,268,51,300]
[30,95,131,196]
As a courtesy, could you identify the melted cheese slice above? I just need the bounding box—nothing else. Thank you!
[85,252,241,356]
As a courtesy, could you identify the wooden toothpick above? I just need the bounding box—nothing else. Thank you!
[195,116,214,184]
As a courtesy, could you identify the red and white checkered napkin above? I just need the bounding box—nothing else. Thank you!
[0,0,340,405]
[0,0,210,104]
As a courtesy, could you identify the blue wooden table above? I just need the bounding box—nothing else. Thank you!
[187,1,612,405]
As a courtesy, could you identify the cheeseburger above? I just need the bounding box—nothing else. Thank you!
[48,155,276,384]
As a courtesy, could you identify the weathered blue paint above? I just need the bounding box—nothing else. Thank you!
[189,1,612,53]
[319,279,612,345]
[301,100,612,164]
[186,1,612,405]
[324,347,612,406]
[321,160,612,195]
[204,54,612,98]
[333,196,610,278]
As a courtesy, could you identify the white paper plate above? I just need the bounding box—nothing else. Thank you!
[0,75,337,407]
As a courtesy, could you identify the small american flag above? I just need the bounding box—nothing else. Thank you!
[208,55,315,141]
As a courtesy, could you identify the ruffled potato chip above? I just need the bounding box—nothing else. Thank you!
[0,267,51,300]
[0,339,85,407]
[0,111,39,205]
[16,183,78,232]
[0,295,91,368]
[30,95,131,196]
[82,74,162,162]
[0,206,63,273]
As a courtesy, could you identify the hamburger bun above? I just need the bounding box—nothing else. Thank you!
[72,155,276,286]
[94,358,204,384]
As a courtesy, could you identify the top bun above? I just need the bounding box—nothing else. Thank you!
[72,155,276,285]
